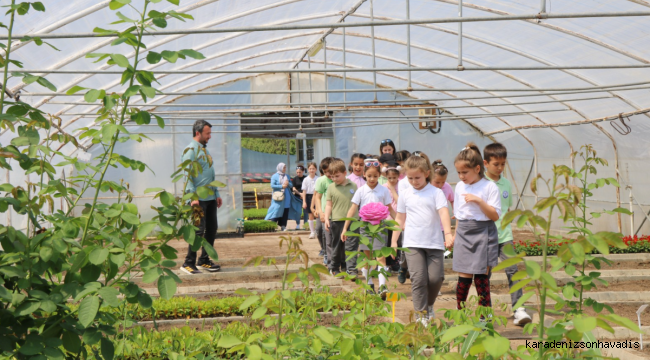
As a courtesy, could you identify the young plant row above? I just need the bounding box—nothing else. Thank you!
[66,289,383,321]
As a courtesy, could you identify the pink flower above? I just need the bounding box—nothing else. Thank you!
[359,202,390,225]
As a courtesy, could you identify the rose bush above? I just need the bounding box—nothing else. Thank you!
[359,202,390,225]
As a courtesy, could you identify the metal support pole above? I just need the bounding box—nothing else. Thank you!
[629,186,634,235]
[286,140,291,174]
[370,0,378,102]
[458,0,464,69]
[342,26,347,109]
[302,139,308,164]
[540,0,547,14]
[406,0,412,90]
[323,41,329,109]
[308,55,314,123]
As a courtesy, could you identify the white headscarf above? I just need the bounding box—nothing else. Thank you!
[277,163,287,184]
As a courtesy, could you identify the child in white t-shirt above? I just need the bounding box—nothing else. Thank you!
[390,152,452,327]
[451,142,501,312]
[341,159,395,298]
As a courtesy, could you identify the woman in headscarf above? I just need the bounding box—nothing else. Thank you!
[265,163,302,231]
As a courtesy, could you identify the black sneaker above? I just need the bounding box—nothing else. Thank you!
[180,264,202,275]
[197,261,221,272]
[379,285,389,301]
[318,249,326,257]
[366,284,376,295]
[397,267,407,284]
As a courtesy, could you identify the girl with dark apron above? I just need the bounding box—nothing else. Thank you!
[451,143,502,311]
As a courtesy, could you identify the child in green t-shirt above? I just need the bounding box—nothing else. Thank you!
[314,157,334,266]
[484,143,531,326]
[324,159,358,276]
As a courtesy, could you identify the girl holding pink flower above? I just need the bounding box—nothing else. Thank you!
[341,159,396,298]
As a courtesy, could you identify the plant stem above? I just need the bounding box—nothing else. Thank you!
[538,202,556,359]
[79,1,149,245]
[577,156,589,312]
[0,0,16,114]
[275,243,292,360]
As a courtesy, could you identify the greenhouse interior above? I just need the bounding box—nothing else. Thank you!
[2,0,650,359]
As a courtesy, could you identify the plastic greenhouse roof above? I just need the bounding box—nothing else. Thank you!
[3,0,650,161]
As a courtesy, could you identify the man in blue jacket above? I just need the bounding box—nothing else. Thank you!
[180,120,222,274]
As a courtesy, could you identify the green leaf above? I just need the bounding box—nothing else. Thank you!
[39,246,53,262]
[115,11,136,23]
[512,291,534,310]
[441,325,475,343]
[154,114,165,128]
[202,240,219,261]
[208,180,227,188]
[217,335,243,349]
[483,336,510,358]
[146,51,162,64]
[31,2,45,11]
[84,89,102,103]
[97,287,120,307]
[89,248,109,265]
[157,275,177,300]
[36,77,57,91]
[238,295,260,310]
[152,17,167,28]
[144,187,164,194]
[251,306,267,320]
[123,85,140,98]
[161,50,179,63]
[67,85,87,95]
[78,295,100,328]
[525,260,541,280]
[137,221,156,239]
[140,86,156,98]
[178,49,206,59]
[313,327,334,345]
[492,256,522,272]
[120,212,140,225]
[573,315,597,333]
[160,191,173,206]
[15,301,41,316]
[101,337,114,360]
[142,268,162,284]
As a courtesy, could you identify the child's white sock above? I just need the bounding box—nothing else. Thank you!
[378,271,387,287]
[367,277,374,285]
[362,267,368,279]
[308,220,314,233]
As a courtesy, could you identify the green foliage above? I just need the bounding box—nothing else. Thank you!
[241,137,296,155]
[0,1,211,358]
[499,144,641,360]
[243,220,278,233]
[68,291,382,321]
[243,208,268,219]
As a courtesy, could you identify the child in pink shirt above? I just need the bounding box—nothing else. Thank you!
[347,153,367,188]
[431,159,454,216]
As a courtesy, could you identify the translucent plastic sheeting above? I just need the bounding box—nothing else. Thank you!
[4,0,650,236]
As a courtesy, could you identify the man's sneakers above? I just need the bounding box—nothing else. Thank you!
[323,254,328,266]
[180,264,201,275]
[197,260,221,272]
[318,249,326,257]
[513,307,532,326]
[397,267,407,284]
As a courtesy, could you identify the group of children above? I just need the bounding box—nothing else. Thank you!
[298,139,532,327]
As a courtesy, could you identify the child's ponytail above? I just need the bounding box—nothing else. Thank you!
[454,142,485,178]
[432,159,448,176]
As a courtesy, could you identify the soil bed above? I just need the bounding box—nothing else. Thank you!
[491,280,650,295]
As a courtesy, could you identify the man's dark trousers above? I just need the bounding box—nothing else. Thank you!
[185,200,217,265]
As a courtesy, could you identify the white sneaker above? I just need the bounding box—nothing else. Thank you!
[513,307,532,326]
[427,305,436,321]
[309,232,316,239]
[416,313,429,328]
[438,291,442,296]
